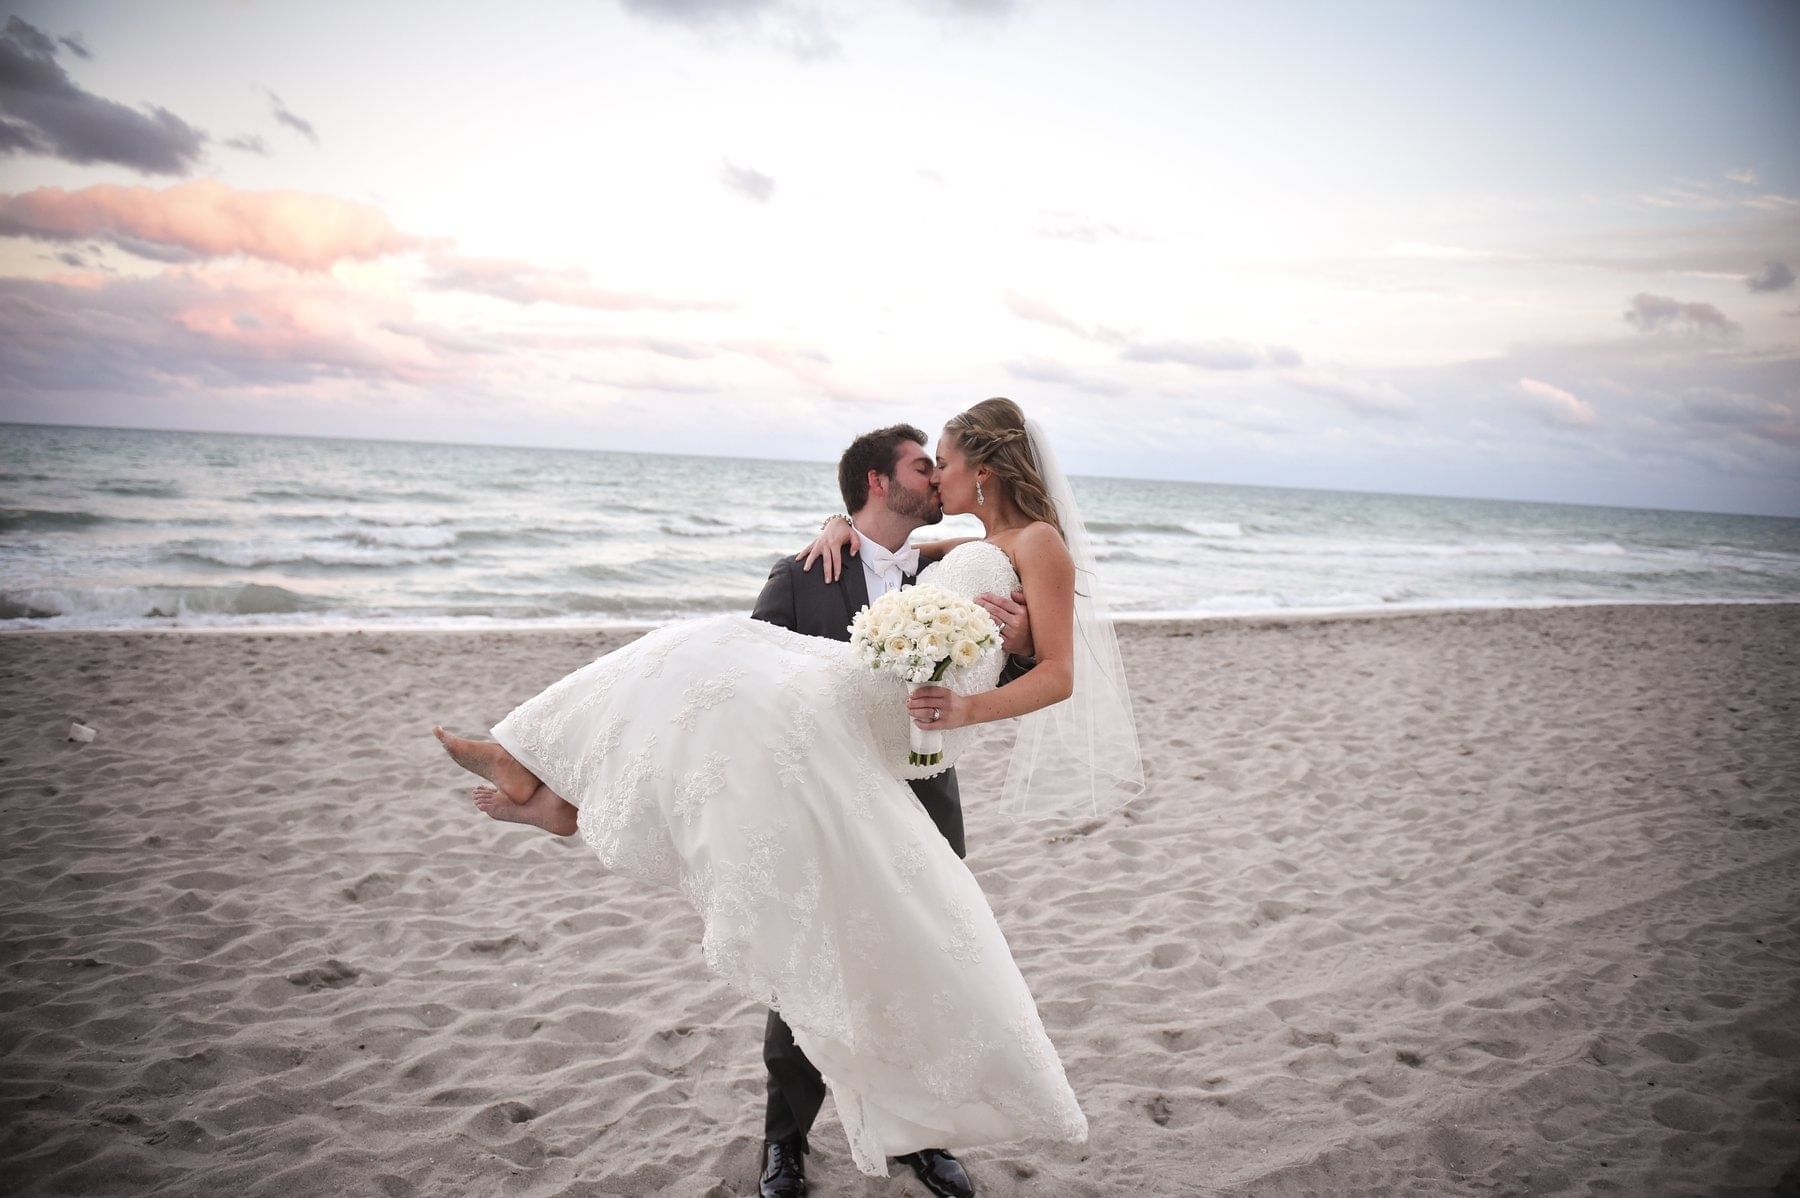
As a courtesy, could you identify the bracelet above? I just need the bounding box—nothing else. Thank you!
[820,513,851,531]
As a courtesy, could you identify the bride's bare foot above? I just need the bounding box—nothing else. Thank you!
[433,726,539,803]
[472,785,578,837]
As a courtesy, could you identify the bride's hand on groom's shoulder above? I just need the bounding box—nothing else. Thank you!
[976,589,1034,658]
[797,517,861,583]
[906,685,973,732]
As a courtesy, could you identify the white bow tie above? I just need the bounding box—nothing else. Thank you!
[858,538,919,582]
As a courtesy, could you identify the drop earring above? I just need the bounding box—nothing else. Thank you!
[976,479,985,506]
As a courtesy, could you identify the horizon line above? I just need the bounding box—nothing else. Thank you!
[2,417,1793,523]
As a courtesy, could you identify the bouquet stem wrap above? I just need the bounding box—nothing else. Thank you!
[907,681,944,767]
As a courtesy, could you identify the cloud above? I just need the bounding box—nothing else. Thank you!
[1747,260,1795,293]
[1517,377,1596,429]
[1004,357,1127,397]
[1004,290,1090,339]
[719,161,775,203]
[223,134,268,155]
[1005,289,1301,374]
[1035,210,1152,244]
[56,32,90,60]
[1680,390,1795,440]
[1383,241,1515,262]
[0,16,207,175]
[1626,174,1800,218]
[1623,292,1740,337]
[619,0,776,23]
[0,180,425,271]
[1289,371,1415,420]
[914,0,1017,19]
[0,267,472,396]
[616,0,840,60]
[422,253,726,311]
[266,90,318,144]
[1123,338,1302,371]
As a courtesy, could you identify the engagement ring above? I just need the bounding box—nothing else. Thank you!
[931,708,942,722]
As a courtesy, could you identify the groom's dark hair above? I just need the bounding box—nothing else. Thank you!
[838,423,927,512]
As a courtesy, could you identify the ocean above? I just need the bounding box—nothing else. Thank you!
[3,423,1797,631]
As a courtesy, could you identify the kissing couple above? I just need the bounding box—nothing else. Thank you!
[434,397,1144,1195]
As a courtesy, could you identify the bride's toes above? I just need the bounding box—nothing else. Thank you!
[472,786,508,819]
[435,727,537,803]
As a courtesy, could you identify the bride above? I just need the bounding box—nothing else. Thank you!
[433,397,1143,1178]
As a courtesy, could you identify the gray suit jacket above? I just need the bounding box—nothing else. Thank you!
[751,553,968,858]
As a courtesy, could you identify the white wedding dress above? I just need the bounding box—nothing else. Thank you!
[492,541,1087,1175]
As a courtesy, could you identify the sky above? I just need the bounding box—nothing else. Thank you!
[1,0,1797,517]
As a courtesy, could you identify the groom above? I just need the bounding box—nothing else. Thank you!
[750,423,1034,1198]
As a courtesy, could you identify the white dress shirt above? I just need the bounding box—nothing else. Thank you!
[852,522,920,600]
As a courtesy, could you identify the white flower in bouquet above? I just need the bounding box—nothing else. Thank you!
[848,582,1002,766]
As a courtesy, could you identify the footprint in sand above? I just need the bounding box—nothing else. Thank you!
[341,871,398,902]
[286,958,360,990]
[1638,1031,1702,1063]
[1651,1093,1724,1133]
[1147,942,1193,969]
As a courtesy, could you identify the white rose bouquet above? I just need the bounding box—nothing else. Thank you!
[848,582,1002,766]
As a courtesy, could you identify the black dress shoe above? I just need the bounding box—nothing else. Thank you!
[895,1148,975,1198]
[759,1137,807,1198]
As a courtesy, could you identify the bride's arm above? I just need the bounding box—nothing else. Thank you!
[912,535,979,565]
[904,522,1074,731]
[796,517,978,581]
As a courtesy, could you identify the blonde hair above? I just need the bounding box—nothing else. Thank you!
[943,398,1062,536]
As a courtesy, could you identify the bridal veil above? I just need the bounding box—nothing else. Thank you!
[997,417,1146,822]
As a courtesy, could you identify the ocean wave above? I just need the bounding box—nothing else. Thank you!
[659,519,793,539]
[163,543,458,570]
[0,507,113,532]
[249,487,375,504]
[1096,548,1181,565]
[453,527,573,548]
[331,526,459,550]
[0,582,330,623]
[1199,537,1642,561]
[1086,519,1245,539]
[96,481,183,498]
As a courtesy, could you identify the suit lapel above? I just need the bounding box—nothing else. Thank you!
[838,556,870,629]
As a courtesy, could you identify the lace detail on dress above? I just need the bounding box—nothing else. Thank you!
[672,751,728,825]
[676,665,745,730]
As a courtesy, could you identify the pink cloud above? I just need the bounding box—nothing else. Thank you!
[1518,377,1597,429]
[0,265,473,392]
[0,179,426,271]
[422,253,727,312]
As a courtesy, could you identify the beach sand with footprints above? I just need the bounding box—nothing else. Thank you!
[2,603,1797,1196]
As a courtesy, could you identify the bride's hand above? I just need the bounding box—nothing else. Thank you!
[797,517,861,583]
[906,685,970,731]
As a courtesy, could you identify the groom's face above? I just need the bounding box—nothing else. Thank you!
[883,439,943,526]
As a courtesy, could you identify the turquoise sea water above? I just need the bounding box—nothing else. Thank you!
[2,423,1798,630]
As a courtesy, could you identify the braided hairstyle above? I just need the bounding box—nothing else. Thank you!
[943,398,1063,537]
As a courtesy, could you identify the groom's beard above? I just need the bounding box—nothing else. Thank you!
[888,485,943,527]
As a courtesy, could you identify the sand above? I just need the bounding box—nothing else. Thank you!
[2,603,1797,1197]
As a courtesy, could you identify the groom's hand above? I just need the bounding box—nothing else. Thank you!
[977,589,1034,659]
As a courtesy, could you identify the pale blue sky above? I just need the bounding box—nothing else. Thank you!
[2,0,1797,515]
